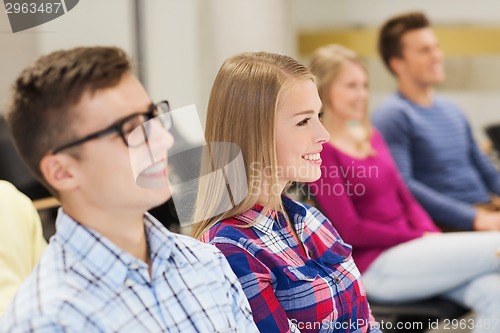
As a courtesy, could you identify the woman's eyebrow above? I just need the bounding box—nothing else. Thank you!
[293,110,315,117]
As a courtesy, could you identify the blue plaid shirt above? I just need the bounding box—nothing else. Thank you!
[201,196,382,333]
[0,209,258,333]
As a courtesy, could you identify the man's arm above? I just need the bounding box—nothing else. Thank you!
[2,317,75,333]
[466,122,500,195]
[215,243,300,333]
[216,250,261,332]
[0,181,47,314]
[372,107,476,230]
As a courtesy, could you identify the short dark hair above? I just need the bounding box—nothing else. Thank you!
[378,11,430,74]
[6,46,132,192]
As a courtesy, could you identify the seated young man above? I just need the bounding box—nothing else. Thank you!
[0,180,46,315]
[0,46,257,333]
[372,12,500,231]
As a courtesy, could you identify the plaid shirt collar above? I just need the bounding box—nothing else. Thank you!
[55,208,185,290]
[237,195,308,237]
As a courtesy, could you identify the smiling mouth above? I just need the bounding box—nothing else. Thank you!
[302,153,321,162]
[139,160,167,179]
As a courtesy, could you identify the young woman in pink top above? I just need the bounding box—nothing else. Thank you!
[309,44,500,333]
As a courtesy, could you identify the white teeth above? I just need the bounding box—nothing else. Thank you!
[142,161,165,176]
[302,153,320,161]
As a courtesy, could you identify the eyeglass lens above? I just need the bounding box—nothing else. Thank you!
[126,102,172,148]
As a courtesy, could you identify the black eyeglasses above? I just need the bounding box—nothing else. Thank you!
[51,100,171,154]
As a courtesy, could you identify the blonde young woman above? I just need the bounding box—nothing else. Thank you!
[192,52,381,333]
[309,44,500,333]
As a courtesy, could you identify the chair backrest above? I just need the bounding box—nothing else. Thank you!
[369,297,469,333]
[485,123,500,154]
[0,117,50,200]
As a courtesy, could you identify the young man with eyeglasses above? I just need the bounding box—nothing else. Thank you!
[0,46,258,332]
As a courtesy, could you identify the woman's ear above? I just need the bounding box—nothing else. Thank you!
[39,154,79,193]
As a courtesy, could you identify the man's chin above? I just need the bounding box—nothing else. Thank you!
[136,173,169,189]
[430,72,445,84]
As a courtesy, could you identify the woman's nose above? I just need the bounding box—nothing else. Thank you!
[316,120,330,143]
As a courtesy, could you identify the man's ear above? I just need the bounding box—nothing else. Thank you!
[39,154,79,192]
[389,57,404,76]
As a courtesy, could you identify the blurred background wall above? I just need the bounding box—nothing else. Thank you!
[1,0,500,140]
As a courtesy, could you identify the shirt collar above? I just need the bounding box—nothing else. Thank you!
[144,212,187,268]
[238,195,308,236]
[54,208,181,290]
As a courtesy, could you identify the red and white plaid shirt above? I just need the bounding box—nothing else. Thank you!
[200,195,381,333]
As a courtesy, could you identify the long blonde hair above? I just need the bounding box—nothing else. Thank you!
[191,52,315,239]
[309,44,374,154]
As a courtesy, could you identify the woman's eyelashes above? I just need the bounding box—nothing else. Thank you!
[297,117,311,127]
[296,112,323,127]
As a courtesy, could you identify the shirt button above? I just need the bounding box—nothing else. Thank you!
[333,277,341,284]
[125,279,134,287]
[307,250,314,257]
[129,263,139,270]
